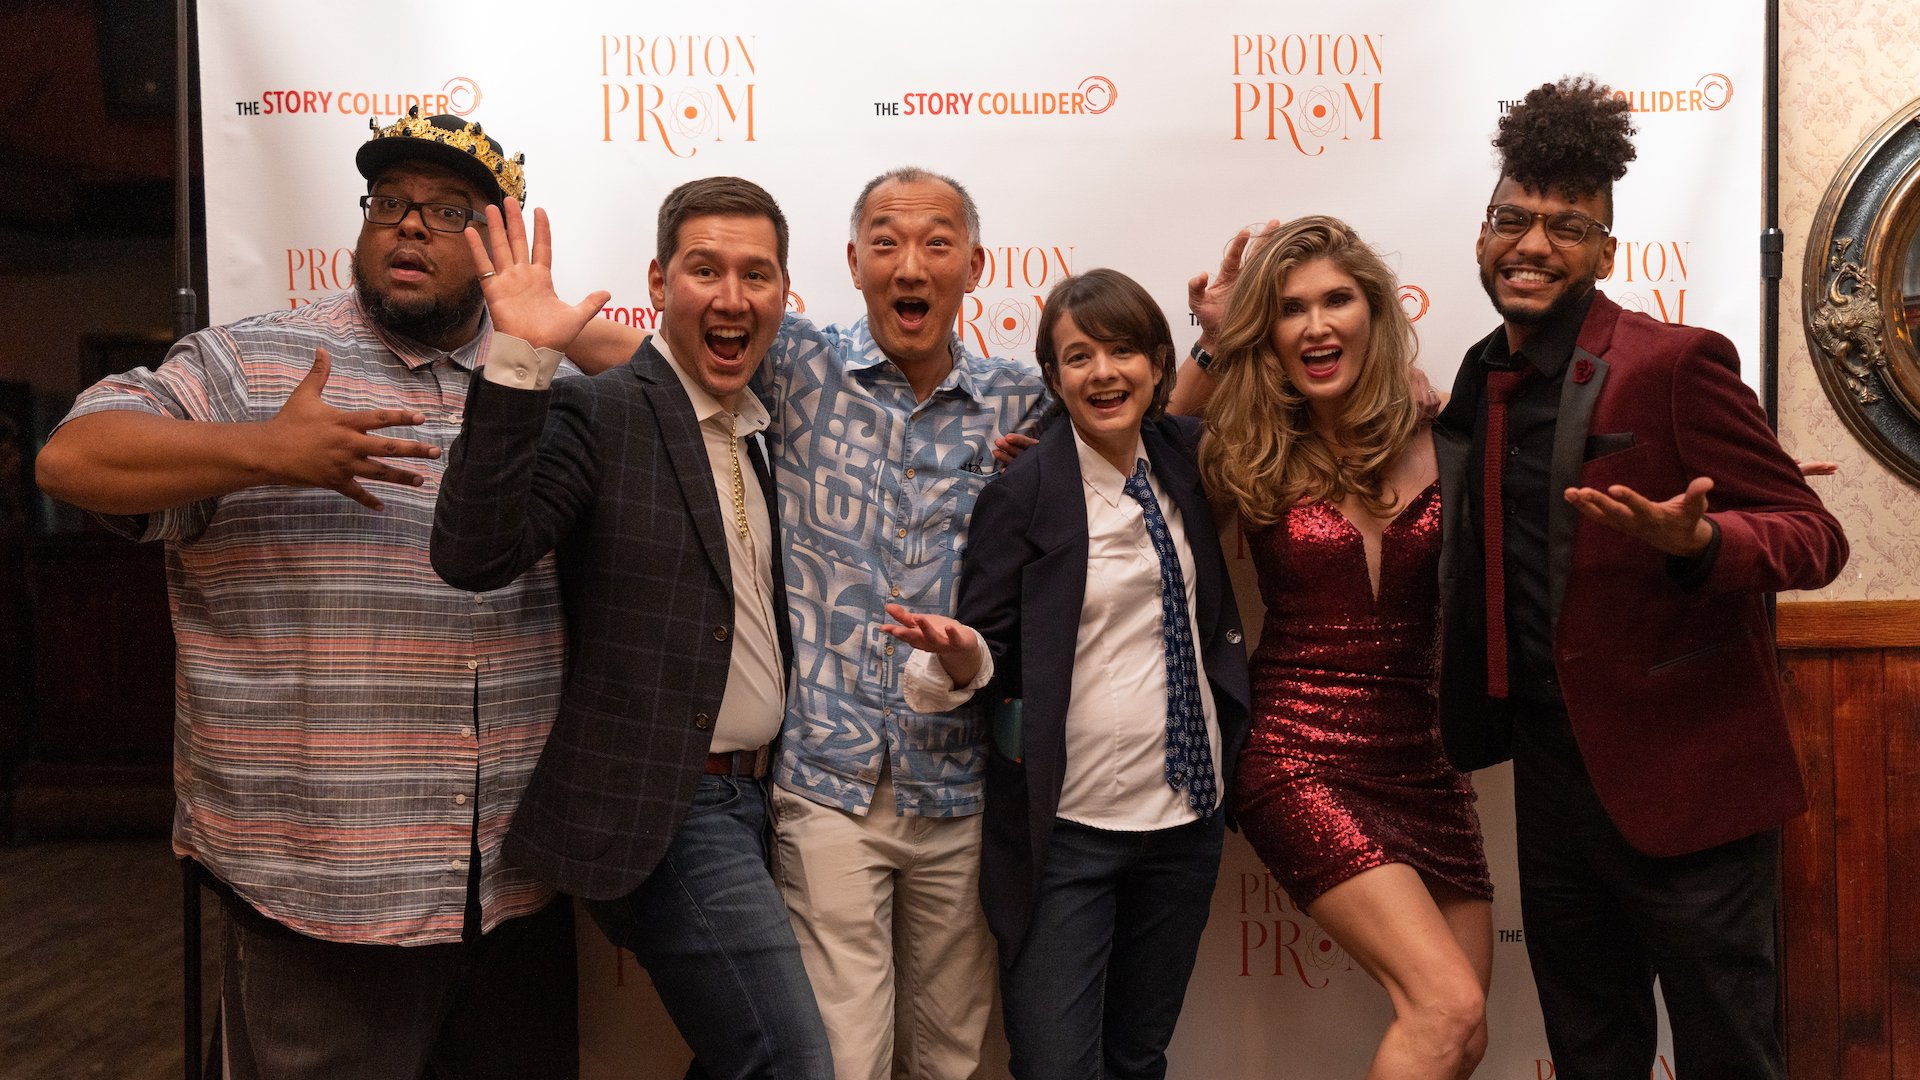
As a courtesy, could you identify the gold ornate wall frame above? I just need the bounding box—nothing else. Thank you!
[1805,95,1920,486]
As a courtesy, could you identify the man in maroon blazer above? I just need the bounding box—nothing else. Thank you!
[1434,77,1847,1080]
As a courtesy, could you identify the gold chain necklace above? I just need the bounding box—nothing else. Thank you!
[727,414,750,539]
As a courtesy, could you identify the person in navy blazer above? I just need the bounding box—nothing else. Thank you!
[886,269,1250,1080]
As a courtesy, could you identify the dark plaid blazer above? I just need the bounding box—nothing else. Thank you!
[432,340,790,900]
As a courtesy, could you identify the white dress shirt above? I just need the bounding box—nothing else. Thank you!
[903,429,1221,829]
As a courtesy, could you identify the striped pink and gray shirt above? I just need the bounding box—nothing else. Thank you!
[63,291,565,946]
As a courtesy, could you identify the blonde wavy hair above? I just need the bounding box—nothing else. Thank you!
[1200,215,1420,528]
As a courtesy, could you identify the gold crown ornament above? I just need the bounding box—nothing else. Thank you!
[355,106,527,204]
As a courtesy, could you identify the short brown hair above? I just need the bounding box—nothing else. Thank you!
[1033,268,1177,421]
[656,176,790,272]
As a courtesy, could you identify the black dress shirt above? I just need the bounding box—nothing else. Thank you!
[1465,290,1595,708]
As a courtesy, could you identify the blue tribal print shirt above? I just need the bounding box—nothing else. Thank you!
[762,315,1050,816]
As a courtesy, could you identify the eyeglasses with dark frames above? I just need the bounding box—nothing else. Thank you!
[359,195,485,234]
[1484,204,1611,248]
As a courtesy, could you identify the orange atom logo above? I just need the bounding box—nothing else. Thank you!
[987,299,1032,349]
[1305,926,1351,971]
[670,90,715,137]
[1299,86,1343,136]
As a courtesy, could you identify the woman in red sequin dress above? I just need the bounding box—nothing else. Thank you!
[1187,216,1494,1079]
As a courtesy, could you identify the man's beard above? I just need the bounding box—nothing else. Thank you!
[1478,263,1596,330]
[353,257,484,348]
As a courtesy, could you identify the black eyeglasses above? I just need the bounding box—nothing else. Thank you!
[359,195,485,234]
[1484,204,1610,248]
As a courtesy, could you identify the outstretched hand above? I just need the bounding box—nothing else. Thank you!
[1564,475,1715,557]
[1187,219,1278,342]
[261,347,440,510]
[881,602,984,687]
[466,196,610,351]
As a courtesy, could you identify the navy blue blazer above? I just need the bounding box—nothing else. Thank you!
[956,413,1251,962]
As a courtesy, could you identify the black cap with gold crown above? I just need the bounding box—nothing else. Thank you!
[355,107,527,205]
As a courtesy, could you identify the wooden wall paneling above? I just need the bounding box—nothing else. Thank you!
[1777,602,1920,649]
[1832,650,1891,1077]
[1781,647,1840,1078]
[1884,652,1920,1078]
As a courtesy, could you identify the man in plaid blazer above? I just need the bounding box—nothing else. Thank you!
[433,176,832,1079]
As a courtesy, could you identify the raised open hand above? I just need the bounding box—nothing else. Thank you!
[1187,219,1278,342]
[465,196,610,351]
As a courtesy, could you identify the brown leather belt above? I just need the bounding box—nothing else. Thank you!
[704,745,771,778]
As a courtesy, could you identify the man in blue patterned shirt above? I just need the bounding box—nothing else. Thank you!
[761,168,1049,1080]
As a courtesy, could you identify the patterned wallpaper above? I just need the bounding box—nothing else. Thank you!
[1780,0,1920,599]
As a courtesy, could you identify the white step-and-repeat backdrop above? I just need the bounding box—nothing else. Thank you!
[198,4,1758,1076]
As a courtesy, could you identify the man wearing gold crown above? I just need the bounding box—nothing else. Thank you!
[36,112,583,1079]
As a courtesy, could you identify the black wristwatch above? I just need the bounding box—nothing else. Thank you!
[1189,342,1215,371]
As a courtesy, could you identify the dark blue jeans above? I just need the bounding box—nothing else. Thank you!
[998,814,1224,1080]
[585,775,832,1080]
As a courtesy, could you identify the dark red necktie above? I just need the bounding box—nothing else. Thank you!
[1482,367,1534,700]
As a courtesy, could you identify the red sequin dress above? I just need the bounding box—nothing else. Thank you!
[1232,480,1493,908]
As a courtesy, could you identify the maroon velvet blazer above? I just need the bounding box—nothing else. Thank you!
[1434,291,1848,857]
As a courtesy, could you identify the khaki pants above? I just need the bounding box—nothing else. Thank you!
[772,771,996,1080]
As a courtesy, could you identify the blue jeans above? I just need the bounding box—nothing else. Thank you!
[584,774,832,1080]
[998,814,1224,1080]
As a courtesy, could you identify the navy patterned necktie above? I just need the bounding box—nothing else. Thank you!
[1122,458,1217,817]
